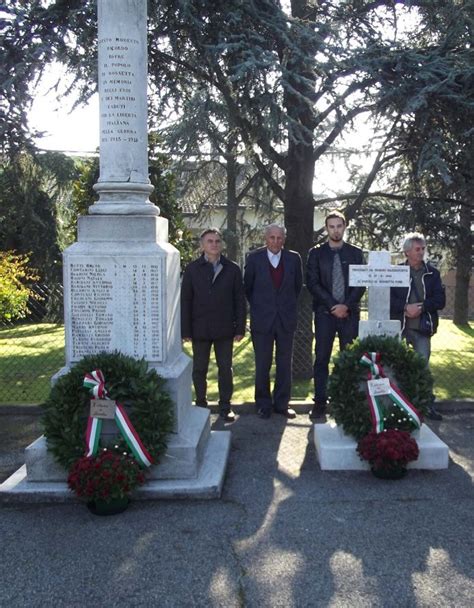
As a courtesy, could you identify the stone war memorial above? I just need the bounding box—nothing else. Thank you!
[0,0,230,502]
[313,250,449,471]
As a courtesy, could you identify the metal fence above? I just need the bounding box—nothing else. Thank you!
[0,283,65,404]
[0,283,471,404]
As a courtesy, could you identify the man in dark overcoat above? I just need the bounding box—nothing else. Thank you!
[181,228,246,422]
[244,224,303,419]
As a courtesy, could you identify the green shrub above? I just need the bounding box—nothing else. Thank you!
[0,251,39,322]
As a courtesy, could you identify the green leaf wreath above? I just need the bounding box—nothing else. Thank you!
[42,352,174,470]
[328,335,433,440]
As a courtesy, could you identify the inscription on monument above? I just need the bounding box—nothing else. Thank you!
[349,265,409,287]
[98,36,140,145]
[68,258,163,361]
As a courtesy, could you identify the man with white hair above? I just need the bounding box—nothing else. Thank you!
[244,224,303,419]
[390,232,446,420]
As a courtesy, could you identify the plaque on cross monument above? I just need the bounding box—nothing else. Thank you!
[349,250,410,338]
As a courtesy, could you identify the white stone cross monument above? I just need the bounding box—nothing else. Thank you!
[0,0,230,501]
[313,249,448,471]
[349,250,409,338]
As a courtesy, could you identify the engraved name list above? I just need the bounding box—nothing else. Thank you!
[68,259,163,362]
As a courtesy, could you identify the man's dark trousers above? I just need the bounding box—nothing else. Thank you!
[252,316,294,413]
[192,338,233,413]
[314,311,359,405]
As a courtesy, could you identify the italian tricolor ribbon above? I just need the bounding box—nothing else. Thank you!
[83,369,153,467]
[360,352,422,434]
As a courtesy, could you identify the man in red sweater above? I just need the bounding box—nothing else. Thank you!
[244,224,303,419]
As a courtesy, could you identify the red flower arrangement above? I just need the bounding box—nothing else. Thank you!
[67,448,146,502]
[357,429,419,474]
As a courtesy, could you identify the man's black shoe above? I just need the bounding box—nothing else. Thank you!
[426,406,443,421]
[275,408,297,419]
[220,410,236,423]
[309,405,327,420]
[257,408,271,419]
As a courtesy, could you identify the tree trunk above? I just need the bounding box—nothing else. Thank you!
[283,143,315,264]
[284,140,315,379]
[283,0,320,380]
[224,151,240,263]
[453,199,473,325]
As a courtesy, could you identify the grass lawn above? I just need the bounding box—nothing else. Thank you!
[0,319,472,405]
[185,318,473,403]
[430,321,474,400]
[0,323,65,405]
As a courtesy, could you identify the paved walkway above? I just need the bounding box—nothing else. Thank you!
[1,402,473,607]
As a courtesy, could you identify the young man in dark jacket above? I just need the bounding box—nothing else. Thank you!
[390,232,446,420]
[306,211,365,420]
[181,228,246,422]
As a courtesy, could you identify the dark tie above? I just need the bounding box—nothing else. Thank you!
[332,251,345,303]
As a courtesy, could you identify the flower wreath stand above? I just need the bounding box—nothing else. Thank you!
[42,352,174,513]
[324,335,435,478]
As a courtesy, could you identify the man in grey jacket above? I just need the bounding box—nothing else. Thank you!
[181,228,246,422]
[390,232,446,420]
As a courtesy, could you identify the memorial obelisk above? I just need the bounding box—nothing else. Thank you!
[91,0,157,216]
[62,0,231,495]
[0,0,230,500]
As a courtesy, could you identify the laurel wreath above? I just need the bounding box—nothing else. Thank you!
[328,335,433,440]
[42,352,174,470]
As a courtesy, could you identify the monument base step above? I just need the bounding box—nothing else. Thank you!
[0,430,231,503]
[314,422,449,470]
[25,407,211,482]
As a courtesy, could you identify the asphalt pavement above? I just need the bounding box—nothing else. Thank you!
[0,401,473,607]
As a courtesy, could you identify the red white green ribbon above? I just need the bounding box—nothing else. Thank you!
[360,352,421,433]
[83,369,153,467]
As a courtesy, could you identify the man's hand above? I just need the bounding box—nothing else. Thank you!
[234,335,244,342]
[182,337,192,343]
[405,303,423,319]
[330,304,349,319]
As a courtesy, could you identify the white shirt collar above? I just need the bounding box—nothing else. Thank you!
[267,249,282,268]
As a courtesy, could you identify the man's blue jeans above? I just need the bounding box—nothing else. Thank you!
[313,310,359,405]
[403,327,431,362]
[403,327,434,406]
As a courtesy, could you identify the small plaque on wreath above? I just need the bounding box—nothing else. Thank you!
[90,399,116,419]
[367,378,391,397]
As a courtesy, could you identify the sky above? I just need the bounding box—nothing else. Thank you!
[28,65,100,154]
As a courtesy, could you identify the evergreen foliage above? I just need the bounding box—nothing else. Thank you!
[0,151,77,283]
